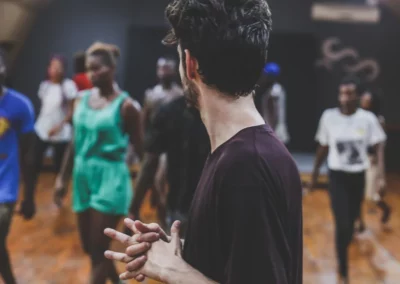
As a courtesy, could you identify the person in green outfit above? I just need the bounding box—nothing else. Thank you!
[69,44,143,284]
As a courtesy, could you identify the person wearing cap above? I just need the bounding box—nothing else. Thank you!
[257,62,290,145]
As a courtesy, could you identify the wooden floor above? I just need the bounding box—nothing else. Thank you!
[3,172,400,284]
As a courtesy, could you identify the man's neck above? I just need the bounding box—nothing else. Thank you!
[199,88,265,153]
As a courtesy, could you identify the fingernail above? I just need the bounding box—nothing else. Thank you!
[156,233,160,238]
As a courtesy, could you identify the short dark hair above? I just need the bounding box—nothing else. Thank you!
[164,0,272,97]
[88,48,116,68]
[340,76,364,95]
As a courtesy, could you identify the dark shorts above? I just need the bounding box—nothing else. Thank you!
[0,203,15,242]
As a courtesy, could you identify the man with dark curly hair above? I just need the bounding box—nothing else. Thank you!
[104,1,303,283]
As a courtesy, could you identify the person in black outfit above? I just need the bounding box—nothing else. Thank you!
[129,95,209,232]
[104,1,303,283]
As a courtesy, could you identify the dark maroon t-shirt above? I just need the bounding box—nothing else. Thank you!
[182,124,303,284]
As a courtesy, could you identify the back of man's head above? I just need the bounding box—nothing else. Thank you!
[163,0,272,97]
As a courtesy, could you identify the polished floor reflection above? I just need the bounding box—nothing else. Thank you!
[5,172,400,284]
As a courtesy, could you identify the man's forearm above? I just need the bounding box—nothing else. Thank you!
[312,145,329,181]
[164,258,218,284]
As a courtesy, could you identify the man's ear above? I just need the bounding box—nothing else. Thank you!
[184,49,197,80]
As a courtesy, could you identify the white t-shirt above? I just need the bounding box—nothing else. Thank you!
[35,79,78,142]
[315,108,386,173]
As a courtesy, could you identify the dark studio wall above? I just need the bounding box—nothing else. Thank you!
[10,0,168,109]
[10,0,315,108]
[9,0,400,167]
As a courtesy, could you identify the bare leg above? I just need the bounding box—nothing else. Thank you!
[89,209,121,284]
[0,241,16,284]
[77,210,91,255]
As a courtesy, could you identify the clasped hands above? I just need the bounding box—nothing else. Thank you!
[104,218,183,283]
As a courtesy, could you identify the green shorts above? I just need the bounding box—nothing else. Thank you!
[72,158,133,216]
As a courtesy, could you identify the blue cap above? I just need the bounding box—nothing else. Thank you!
[263,63,280,76]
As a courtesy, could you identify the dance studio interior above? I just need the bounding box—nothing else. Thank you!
[0,0,399,283]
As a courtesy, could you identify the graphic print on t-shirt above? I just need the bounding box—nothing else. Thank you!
[0,116,10,138]
[336,139,363,166]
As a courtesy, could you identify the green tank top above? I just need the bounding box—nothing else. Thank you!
[73,91,129,163]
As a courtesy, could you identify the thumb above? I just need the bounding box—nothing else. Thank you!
[170,220,182,256]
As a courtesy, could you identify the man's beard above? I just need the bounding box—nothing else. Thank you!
[182,77,200,109]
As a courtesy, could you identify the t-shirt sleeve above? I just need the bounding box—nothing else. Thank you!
[17,97,35,134]
[144,107,169,154]
[63,80,78,100]
[368,114,387,146]
[315,111,329,146]
[218,184,289,284]
[38,81,47,100]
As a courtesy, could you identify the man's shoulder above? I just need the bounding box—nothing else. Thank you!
[5,89,33,110]
[215,125,292,179]
[319,108,339,122]
[357,108,376,120]
[322,107,338,117]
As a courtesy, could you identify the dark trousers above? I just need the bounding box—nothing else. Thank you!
[0,203,16,284]
[32,134,68,189]
[33,134,68,173]
[328,170,365,278]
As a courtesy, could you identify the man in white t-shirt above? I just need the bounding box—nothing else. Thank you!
[309,77,386,284]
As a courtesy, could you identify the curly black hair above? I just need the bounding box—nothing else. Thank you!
[164,0,272,97]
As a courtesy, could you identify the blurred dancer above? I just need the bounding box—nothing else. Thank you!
[139,57,183,225]
[309,77,386,283]
[32,55,78,188]
[359,90,391,228]
[256,63,290,144]
[57,44,143,284]
[129,94,209,232]
[54,43,125,205]
[0,48,36,284]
